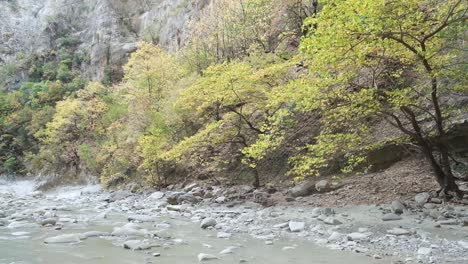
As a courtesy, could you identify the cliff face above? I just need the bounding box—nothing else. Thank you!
[0,0,207,82]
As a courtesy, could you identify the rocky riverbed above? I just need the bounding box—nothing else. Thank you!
[0,180,467,264]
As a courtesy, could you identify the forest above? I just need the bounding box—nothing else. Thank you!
[1,0,467,198]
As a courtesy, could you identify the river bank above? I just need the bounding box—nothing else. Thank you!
[0,179,467,264]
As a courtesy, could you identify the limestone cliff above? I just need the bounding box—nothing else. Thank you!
[0,0,207,82]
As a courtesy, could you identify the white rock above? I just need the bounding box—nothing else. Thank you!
[127,214,157,222]
[458,240,468,249]
[288,221,305,232]
[282,246,295,251]
[83,231,110,238]
[220,246,237,254]
[215,196,226,203]
[415,192,430,207]
[111,226,148,237]
[328,232,344,242]
[387,228,411,236]
[123,240,152,250]
[417,247,431,255]
[12,231,30,236]
[323,217,342,225]
[200,218,217,229]
[217,232,232,239]
[198,253,219,262]
[7,221,39,229]
[44,234,82,244]
[347,232,371,241]
[382,213,402,221]
[147,191,165,200]
[273,222,289,228]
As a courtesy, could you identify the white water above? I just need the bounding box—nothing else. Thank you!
[0,179,37,197]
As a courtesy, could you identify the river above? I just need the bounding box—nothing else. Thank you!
[0,179,392,264]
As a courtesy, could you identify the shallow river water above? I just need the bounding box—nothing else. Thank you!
[0,180,388,264]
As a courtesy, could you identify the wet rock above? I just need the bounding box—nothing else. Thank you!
[153,230,172,239]
[315,180,330,193]
[217,232,232,239]
[44,234,82,244]
[123,240,152,250]
[323,217,342,225]
[112,226,148,237]
[415,192,430,207]
[290,180,316,197]
[382,213,402,221]
[387,228,411,236]
[12,231,30,236]
[438,219,459,225]
[288,221,305,232]
[7,221,39,229]
[322,208,335,216]
[83,231,110,238]
[128,214,157,222]
[41,218,56,226]
[282,246,296,251]
[200,218,217,229]
[198,253,219,262]
[220,246,237,254]
[391,200,405,214]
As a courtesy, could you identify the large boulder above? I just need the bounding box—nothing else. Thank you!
[146,191,165,200]
[288,221,305,232]
[415,192,430,207]
[123,240,152,250]
[253,190,270,206]
[315,180,331,193]
[290,180,316,197]
[391,200,405,214]
[200,218,217,229]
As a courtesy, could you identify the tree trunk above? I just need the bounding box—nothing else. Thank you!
[252,167,260,189]
[421,144,462,198]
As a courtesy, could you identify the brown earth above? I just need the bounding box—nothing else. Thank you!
[272,157,457,207]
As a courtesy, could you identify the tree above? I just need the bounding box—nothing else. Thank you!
[33,82,108,176]
[292,0,467,197]
[166,55,292,187]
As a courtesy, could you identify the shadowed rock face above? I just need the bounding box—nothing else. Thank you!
[0,0,208,81]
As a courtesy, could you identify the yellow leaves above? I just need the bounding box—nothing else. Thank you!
[123,42,181,107]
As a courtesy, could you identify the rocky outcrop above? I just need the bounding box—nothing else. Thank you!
[0,0,208,82]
